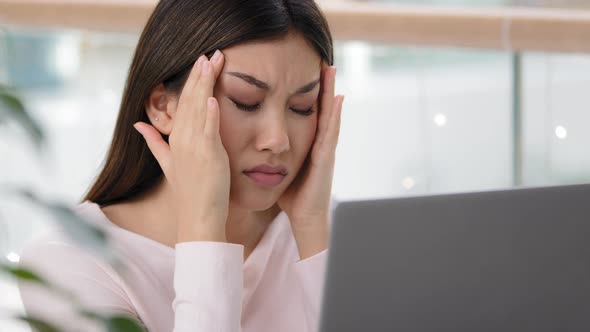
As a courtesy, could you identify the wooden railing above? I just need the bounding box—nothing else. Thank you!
[0,0,590,53]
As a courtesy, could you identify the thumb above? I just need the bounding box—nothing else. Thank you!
[133,122,171,176]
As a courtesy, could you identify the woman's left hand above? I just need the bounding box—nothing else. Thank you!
[277,64,344,231]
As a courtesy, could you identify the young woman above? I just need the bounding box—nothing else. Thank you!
[18,0,344,331]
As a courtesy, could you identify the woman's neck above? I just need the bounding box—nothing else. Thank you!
[101,178,280,260]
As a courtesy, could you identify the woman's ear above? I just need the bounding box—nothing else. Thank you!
[145,83,177,135]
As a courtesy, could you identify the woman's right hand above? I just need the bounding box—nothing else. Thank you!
[133,50,230,243]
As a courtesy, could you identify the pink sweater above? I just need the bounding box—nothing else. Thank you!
[18,201,328,332]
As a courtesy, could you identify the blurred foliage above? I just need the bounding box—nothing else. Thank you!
[0,83,44,150]
[0,84,145,331]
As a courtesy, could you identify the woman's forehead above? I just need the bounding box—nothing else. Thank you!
[222,34,321,72]
[220,35,321,91]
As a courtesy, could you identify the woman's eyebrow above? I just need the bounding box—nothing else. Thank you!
[225,71,320,95]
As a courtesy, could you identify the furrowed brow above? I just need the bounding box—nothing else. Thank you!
[226,71,320,95]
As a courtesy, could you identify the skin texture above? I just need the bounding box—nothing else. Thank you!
[102,31,344,261]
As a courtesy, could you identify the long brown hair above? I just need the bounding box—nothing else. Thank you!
[82,0,334,207]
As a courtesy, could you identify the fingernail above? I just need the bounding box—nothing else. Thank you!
[133,123,143,135]
[211,50,221,63]
[195,55,206,68]
[202,60,211,74]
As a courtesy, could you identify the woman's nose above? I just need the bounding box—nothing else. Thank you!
[255,113,290,154]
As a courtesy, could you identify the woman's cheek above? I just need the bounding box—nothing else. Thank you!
[308,112,319,145]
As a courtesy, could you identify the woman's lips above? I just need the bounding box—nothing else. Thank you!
[244,172,286,188]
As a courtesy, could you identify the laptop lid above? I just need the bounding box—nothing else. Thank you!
[320,184,590,332]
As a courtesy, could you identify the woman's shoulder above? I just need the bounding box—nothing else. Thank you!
[19,230,103,272]
[17,202,140,331]
[18,200,121,281]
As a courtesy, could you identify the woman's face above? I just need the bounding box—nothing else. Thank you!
[213,32,322,211]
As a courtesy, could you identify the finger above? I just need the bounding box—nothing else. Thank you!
[194,51,225,131]
[183,55,207,94]
[326,95,344,148]
[176,55,207,127]
[317,66,336,145]
[210,50,225,79]
[203,97,220,140]
[178,55,206,104]
[133,122,172,176]
[190,60,213,132]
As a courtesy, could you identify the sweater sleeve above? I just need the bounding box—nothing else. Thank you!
[19,236,245,332]
[17,239,144,332]
[291,249,328,332]
[172,241,244,332]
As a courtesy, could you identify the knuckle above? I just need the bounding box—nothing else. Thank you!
[203,132,214,141]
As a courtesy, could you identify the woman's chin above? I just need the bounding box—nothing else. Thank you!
[230,189,282,212]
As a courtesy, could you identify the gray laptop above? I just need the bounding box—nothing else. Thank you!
[320,184,590,332]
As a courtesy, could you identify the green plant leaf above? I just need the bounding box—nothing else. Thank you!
[0,261,77,302]
[17,189,108,247]
[77,309,103,321]
[105,315,147,332]
[48,204,109,250]
[0,85,45,149]
[6,188,125,270]
[14,315,63,332]
[0,263,48,285]
[78,310,147,332]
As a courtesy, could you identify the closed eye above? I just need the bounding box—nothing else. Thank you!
[231,99,315,117]
[233,100,260,112]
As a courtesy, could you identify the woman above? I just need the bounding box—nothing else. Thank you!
[18,0,344,331]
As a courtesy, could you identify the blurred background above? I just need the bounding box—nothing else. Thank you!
[1,0,590,330]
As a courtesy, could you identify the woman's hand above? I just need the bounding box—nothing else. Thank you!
[133,50,230,243]
[277,64,344,256]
